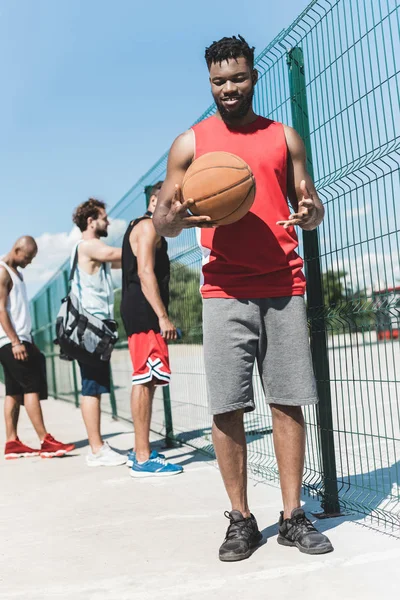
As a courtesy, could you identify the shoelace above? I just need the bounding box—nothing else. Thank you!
[291,514,317,535]
[224,512,254,540]
[150,456,167,466]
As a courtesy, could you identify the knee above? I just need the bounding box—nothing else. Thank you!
[270,404,304,425]
[213,409,244,432]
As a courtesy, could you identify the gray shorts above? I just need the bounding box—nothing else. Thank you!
[203,296,318,415]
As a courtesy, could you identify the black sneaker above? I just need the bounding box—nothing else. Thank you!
[219,510,263,562]
[277,508,334,555]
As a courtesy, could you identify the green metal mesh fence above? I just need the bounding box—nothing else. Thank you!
[3,0,398,532]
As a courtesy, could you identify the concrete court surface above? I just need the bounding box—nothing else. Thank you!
[0,390,399,600]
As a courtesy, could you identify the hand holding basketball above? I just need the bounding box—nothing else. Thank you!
[164,185,213,236]
[276,180,318,230]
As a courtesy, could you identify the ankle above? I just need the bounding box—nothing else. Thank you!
[6,435,18,442]
[38,431,48,443]
[136,450,150,463]
[283,505,301,520]
[91,442,104,454]
[232,506,251,518]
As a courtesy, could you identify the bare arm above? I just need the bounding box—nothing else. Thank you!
[134,219,177,341]
[153,130,212,237]
[278,125,324,231]
[80,239,122,263]
[0,268,28,361]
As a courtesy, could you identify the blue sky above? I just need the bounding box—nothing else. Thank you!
[0,0,310,294]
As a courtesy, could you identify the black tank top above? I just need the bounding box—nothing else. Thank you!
[120,216,170,336]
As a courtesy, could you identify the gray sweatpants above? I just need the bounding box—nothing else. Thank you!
[202,296,318,415]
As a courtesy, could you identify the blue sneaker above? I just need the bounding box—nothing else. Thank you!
[126,449,165,468]
[130,455,183,478]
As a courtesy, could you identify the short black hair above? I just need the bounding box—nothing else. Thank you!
[149,181,163,198]
[205,35,255,70]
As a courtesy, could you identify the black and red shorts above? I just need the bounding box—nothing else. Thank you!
[128,331,171,386]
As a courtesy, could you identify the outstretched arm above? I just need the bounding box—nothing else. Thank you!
[153,130,212,237]
[81,239,122,264]
[277,125,324,231]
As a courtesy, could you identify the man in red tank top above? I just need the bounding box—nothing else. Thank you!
[154,35,333,559]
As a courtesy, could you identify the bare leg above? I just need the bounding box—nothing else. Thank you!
[23,393,48,441]
[131,382,156,463]
[270,404,305,519]
[4,395,21,441]
[212,409,250,517]
[80,395,103,453]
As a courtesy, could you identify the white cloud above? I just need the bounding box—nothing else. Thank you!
[22,218,128,298]
[22,228,81,298]
[106,218,128,246]
[345,203,371,219]
[333,250,400,294]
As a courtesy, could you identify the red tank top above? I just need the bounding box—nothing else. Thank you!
[193,115,306,298]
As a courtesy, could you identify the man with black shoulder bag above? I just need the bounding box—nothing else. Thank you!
[68,199,126,467]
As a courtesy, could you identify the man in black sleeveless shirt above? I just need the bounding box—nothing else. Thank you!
[120,182,183,477]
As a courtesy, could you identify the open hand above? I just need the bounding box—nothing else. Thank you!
[277,180,318,230]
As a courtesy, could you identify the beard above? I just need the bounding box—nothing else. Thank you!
[96,227,108,238]
[215,87,254,124]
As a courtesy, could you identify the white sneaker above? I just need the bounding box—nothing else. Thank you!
[86,442,127,467]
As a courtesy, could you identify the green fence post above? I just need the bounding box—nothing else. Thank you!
[162,385,175,447]
[71,361,80,408]
[32,300,40,348]
[109,366,118,419]
[46,287,58,399]
[287,47,340,515]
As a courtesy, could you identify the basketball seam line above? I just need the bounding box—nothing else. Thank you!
[183,165,250,186]
[211,178,256,223]
[186,165,249,174]
[188,174,254,204]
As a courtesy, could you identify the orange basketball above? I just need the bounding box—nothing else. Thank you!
[182,151,255,226]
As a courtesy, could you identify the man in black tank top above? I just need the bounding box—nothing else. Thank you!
[120,182,183,477]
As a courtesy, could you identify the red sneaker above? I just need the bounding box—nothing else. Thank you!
[4,438,40,459]
[40,434,75,458]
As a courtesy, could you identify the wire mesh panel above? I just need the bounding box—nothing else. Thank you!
[279,0,400,528]
[25,0,400,533]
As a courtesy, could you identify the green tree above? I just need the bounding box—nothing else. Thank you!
[113,287,127,343]
[169,262,203,343]
[322,269,351,308]
[321,270,374,333]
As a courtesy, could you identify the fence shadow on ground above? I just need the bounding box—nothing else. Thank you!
[174,422,400,537]
[245,459,400,540]
[302,459,400,536]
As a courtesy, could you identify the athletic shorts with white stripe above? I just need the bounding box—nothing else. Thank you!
[128,331,171,387]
